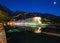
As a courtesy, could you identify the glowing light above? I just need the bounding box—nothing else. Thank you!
[33,17,42,33]
[8,29,20,33]
[34,27,41,33]
[53,2,56,5]
[33,17,41,24]
[41,24,48,28]
[8,17,42,33]
[4,24,6,26]
[8,21,13,27]
[33,17,41,20]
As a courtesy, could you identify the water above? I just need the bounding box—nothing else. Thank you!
[6,32,60,43]
[5,26,60,43]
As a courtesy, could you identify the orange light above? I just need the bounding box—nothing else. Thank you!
[34,27,41,33]
[8,21,13,27]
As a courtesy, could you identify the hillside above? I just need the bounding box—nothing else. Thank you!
[0,4,12,23]
[0,4,13,16]
[0,10,10,23]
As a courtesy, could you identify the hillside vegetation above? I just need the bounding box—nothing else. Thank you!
[0,10,11,23]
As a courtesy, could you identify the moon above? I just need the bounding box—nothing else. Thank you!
[53,2,56,5]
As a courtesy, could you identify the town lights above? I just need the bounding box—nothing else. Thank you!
[7,17,42,33]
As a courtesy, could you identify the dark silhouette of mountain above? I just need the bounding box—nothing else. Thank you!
[12,11,60,24]
[12,11,56,20]
[14,11,57,18]
[0,4,13,16]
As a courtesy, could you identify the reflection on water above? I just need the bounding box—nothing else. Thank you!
[4,26,60,43]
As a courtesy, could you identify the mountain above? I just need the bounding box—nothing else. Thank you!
[0,4,13,23]
[0,4,13,16]
[11,11,60,24]
[13,11,56,18]
[12,11,56,19]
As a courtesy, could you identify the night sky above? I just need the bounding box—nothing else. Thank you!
[0,0,60,16]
